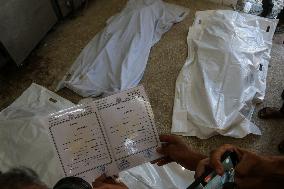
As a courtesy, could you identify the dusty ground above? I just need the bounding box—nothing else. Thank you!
[0,0,283,156]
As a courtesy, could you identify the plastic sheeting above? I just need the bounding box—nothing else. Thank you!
[0,83,73,187]
[120,162,195,189]
[172,10,278,139]
[236,0,284,18]
[57,0,189,97]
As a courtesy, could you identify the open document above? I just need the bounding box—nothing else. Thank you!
[47,86,161,183]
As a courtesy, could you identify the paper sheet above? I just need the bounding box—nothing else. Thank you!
[48,86,161,183]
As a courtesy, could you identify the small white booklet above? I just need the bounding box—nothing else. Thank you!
[47,86,161,183]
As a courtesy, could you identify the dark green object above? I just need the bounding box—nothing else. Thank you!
[53,177,92,189]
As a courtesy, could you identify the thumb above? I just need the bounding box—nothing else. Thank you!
[210,144,238,176]
[195,158,210,179]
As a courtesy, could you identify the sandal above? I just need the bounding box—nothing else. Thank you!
[258,107,284,119]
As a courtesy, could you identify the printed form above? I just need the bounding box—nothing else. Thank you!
[47,86,161,183]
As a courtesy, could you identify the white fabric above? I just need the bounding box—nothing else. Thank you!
[0,83,74,187]
[119,162,195,189]
[172,10,278,139]
[57,0,189,97]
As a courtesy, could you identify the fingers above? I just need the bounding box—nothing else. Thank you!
[195,158,210,179]
[93,174,116,187]
[151,157,172,166]
[150,159,159,164]
[159,135,182,144]
[156,145,178,161]
[158,134,188,156]
[152,135,181,166]
[210,144,237,176]
[151,157,165,164]
[93,180,104,188]
[93,174,107,188]
[234,150,259,177]
[157,157,173,166]
[93,183,120,189]
[94,174,107,182]
[156,146,171,157]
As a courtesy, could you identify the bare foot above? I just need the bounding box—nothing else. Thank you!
[258,107,284,119]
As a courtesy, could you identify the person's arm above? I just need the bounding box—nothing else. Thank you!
[261,0,274,17]
[258,156,284,182]
[152,135,207,171]
[196,144,284,189]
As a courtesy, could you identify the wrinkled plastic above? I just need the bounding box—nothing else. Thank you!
[172,10,278,139]
[236,0,284,18]
[119,162,195,189]
[0,83,73,187]
[57,0,189,97]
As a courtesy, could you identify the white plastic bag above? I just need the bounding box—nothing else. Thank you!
[172,10,278,139]
[236,0,284,18]
[57,0,189,97]
[119,162,195,189]
[0,83,74,187]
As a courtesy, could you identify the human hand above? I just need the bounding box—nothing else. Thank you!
[92,174,128,189]
[195,144,282,189]
[151,135,206,171]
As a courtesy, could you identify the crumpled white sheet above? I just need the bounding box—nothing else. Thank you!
[172,10,278,139]
[57,0,189,97]
[0,83,73,187]
[120,162,195,189]
[0,83,194,188]
[236,0,284,19]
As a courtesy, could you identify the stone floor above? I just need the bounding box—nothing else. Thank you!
[0,0,283,156]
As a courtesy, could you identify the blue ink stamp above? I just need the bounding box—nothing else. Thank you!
[118,159,130,170]
[143,149,153,159]
[98,165,106,173]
